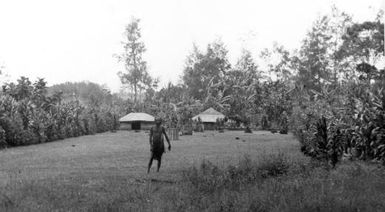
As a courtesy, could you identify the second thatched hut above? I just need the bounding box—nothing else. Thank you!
[192,107,225,130]
[119,112,155,130]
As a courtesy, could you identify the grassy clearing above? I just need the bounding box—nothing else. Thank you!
[0,131,384,211]
[169,155,385,212]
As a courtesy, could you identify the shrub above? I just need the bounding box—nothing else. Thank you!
[257,152,290,178]
[261,115,269,130]
[0,126,6,148]
[0,117,24,146]
[17,129,39,146]
[183,153,290,193]
[279,111,289,134]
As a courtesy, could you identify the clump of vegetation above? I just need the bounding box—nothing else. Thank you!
[295,62,385,167]
[0,126,6,148]
[257,152,290,177]
[261,115,270,130]
[287,7,384,166]
[216,117,225,132]
[279,111,289,134]
[161,155,385,212]
[193,117,204,132]
[183,153,290,193]
[0,78,123,148]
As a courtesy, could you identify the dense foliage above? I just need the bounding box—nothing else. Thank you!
[292,10,385,166]
[0,7,383,166]
[0,78,122,147]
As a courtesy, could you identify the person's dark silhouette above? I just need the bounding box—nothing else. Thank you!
[148,118,171,173]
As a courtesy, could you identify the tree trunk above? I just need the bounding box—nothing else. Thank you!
[134,84,137,104]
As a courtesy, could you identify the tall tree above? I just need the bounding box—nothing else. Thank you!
[336,9,384,79]
[155,82,186,104]
[182,40,231,100]
[235,49,261,81]
[260,43,297,82]
[295,7,353,92]
[297,15,334,92]
[222,49,260,125]
[116,17,154,104]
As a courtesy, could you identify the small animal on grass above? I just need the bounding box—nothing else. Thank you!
[148,117,171,173]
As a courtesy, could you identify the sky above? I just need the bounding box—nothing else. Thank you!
[0,0,383,92]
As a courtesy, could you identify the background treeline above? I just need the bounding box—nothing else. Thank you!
[0,6,384,168]
[0,79,127,148]
[129,7,384,166]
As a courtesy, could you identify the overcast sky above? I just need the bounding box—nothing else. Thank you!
[0,0,382,92]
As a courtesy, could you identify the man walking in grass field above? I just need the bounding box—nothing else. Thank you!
[148,117,171,173]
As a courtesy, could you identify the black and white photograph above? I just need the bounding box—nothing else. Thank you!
[0,0,384,211]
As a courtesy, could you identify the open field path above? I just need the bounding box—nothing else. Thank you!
[0,131,299,185]
[0,130,301,211]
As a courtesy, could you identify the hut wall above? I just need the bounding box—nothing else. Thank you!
[119,122,154,130]
[119,122,131,130]
[141,122,154,130]
[203,122,216,130]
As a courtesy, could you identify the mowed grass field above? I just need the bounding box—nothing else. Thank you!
[0,130,299,184]
[1,130,385,211]
[0,131,297,211]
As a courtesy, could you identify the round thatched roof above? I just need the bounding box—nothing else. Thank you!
[119,112,155,122]
[192,107,225,123]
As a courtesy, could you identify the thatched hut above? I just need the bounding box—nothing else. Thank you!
[192,107,225,130]
[119,112,155,130]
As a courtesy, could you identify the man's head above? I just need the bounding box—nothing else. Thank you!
[155,117,162,125]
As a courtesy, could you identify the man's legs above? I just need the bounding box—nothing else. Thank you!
[148,155,154,173]
[157,158,162,172]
